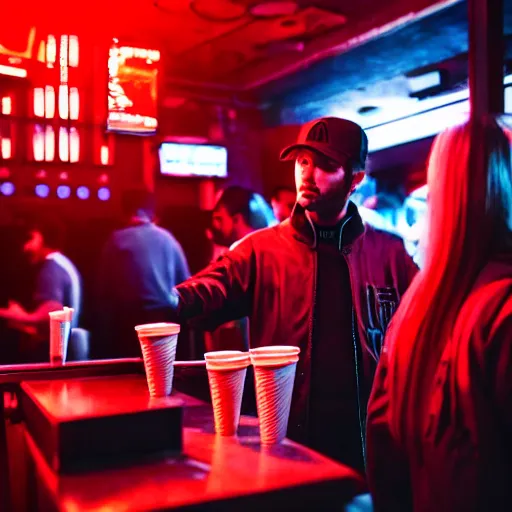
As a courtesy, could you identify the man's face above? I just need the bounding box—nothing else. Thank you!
[294,149,355,215]
[23,230,44,263]
[211,205,237,247]
[271,189,296,222]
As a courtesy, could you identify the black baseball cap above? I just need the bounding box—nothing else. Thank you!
[280,117,368,170]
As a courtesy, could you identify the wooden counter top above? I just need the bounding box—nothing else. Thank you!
[23,375,365,511]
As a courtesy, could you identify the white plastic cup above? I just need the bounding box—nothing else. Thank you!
[135,323,180,398]
[49,310,71,364]
[250,346,300,445]
[205,351,250,436]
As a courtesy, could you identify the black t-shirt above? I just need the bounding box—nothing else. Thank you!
[307,222,365,472]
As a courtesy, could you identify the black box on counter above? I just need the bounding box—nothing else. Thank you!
[21,375,188,473]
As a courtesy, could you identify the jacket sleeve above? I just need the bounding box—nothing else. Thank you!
[366,349,413,511]
[171,236,254,331]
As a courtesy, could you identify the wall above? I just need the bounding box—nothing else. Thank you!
[258,124,300,200]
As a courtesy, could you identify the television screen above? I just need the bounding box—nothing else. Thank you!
[107,40,159,134]
[159,143,228,178]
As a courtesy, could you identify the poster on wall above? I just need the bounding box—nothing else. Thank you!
[107,39,159,134]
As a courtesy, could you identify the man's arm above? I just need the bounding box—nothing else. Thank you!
[15,261,67,327]
[0,299,62,325]
[171,236,254,330]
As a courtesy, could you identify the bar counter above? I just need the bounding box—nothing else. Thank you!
[21,374,365,511]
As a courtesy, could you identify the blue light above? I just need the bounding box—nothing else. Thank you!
[57,185,71,199]
[97,187,110,201]
[35,184,50,198]
[0,182,15,196]
[76,186,90,200]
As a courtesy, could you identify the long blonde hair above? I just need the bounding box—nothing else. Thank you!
[386,116,512,450]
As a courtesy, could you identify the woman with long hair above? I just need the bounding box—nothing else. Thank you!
[366,116,512,511]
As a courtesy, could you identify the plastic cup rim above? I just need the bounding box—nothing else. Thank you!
[205,350,250,370]
[135,322,180,336]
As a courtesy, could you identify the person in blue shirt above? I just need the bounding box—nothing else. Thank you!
[0,215,81,362]
[96,189,190,358]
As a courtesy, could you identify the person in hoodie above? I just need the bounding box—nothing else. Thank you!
[366,116,512,511]
[96,189,190,359]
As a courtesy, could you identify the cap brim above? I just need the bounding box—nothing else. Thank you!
[279,142,346,166]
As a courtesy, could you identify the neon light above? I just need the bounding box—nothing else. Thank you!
[1,97,12,115]
[33,88,45,117]
[33,125,44,161]
[0,182,15,196]
[100,145,109,165]
[45,86,55,118]
[69,88,79,120]
[60,35,69,84]
[1,139,11,159]
[77,186,89,200]
[366,101,469,152]
[35,184,50,198]
[70,127,79,162]
[46,35,57,66]
[59,127,69,162]
[57,185,71,199]
[98,187,110,201]
[59,85,69,119]
[45,126,55,161]
[69,36,79,67]
[0,65,27,78]
[407,71,441,93]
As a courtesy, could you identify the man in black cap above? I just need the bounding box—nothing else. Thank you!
[168,117,417,473]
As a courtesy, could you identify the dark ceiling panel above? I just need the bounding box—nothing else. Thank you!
[259,0,512,124]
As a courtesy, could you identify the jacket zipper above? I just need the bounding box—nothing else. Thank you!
[304,250,317,436]
[352,306,367,467]
[344,250,367,469]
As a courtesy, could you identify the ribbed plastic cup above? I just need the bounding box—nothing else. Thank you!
[250,346,300,445]
[49,310,71,364]
[205,351,250,436]
[135,323,180,398]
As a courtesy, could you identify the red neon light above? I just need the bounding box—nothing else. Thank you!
[1,139,12,159]
[33,88,44,117]
[70,127,79,162]
[1,97,12,115]
[33,125,44,162]
[69,36,79,68]
[70,87,79,120]
[0,65,28,78]
[45,126,55,161]
[59,127,69,162]
[45,86,55,118]
[59,85,68,119]
[100,145,109,165]
[46,35,57,66]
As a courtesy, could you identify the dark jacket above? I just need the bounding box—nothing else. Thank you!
[175,201,417,444]
[366,256,512,511]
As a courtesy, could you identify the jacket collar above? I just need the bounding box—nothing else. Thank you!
[289,200,365,250]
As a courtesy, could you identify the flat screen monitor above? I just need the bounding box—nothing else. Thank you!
[159,142,228,178]
[107,41,159,134]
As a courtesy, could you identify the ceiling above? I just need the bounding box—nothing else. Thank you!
[261,0,512,127]
[2,0,455,91]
